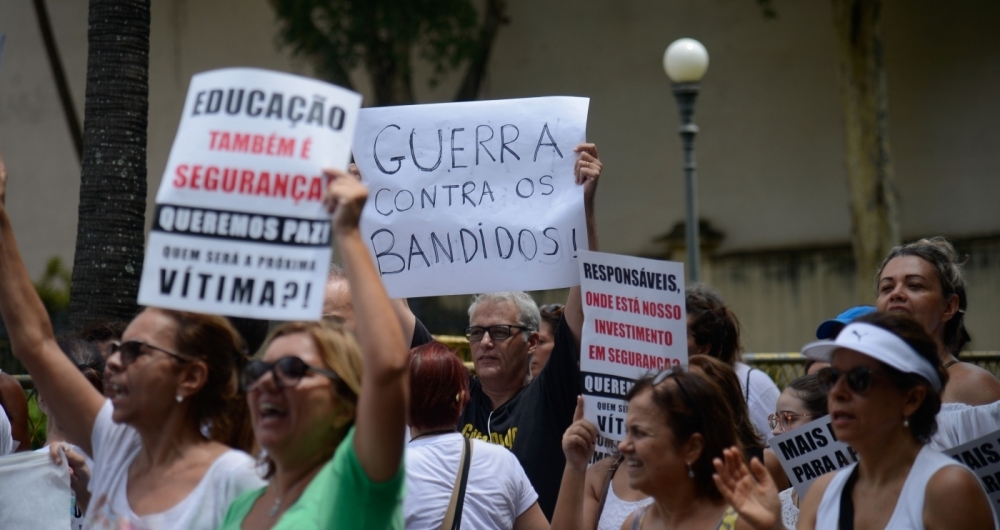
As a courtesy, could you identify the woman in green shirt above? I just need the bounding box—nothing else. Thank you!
[220,168,410,529]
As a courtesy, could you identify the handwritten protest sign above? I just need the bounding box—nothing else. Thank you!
[945,430,1000,520]
[577,251,686,460]
[138,68,361,320]
[352,97,589,298]
[770,416,857,498]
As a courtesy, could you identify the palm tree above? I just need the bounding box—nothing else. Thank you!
[68,0,150,328]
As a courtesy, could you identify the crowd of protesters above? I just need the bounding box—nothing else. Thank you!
[0,140,999,530]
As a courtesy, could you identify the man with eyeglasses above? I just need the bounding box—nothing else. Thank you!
[454,143,601,519]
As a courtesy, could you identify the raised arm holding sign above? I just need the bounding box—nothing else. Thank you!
[353,97,590,299]
[138,68,362,320]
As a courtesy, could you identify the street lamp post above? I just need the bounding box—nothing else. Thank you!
[664,38,709,282]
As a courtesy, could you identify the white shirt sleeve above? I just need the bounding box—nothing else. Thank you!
[737,362,781,443]
[930,400,1000,451]
[509,450,539,517]
[0,404,12,456]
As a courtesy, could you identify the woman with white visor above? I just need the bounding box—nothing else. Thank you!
[712,311,995,529]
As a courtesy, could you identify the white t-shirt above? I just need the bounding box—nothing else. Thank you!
[930,400,1000,451]
[405,432,538,530]
[0,403,13,456]
[735,362,780,442]
[86,400,265,530]
[36,444,93,530]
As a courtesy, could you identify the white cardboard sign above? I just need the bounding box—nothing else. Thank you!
[944,430,1000,521]
[138,68,362,320]
[577,250,686,459]
[770,416,858,498]
[352,97,589,298]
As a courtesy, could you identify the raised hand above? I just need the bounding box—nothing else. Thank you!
[573,143,601,206]
[712,446,783,530]
[562,396,598,472]
[323,167,368,235]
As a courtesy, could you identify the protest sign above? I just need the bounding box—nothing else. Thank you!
[577,250,686,461]
[138,68,361,320]
[0,450,71,530]
[770,416,858,498]
[945,430,1000,520]
[352,97,589,298]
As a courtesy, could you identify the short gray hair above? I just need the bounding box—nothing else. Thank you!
[468,292,541,337]
[328,263,346,282]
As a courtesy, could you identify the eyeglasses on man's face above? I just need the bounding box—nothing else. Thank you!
[465,324,530,343]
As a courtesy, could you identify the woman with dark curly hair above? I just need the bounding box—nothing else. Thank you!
[686,283,779,442]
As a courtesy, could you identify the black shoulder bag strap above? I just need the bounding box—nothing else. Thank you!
[745,367,754,401]
[838,466,861,530]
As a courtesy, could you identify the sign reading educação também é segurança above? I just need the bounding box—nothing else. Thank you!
[353,97,590,298]
[138,68,362,320]
[578,251,687,460]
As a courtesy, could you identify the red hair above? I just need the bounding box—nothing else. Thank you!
[409,341,470,430]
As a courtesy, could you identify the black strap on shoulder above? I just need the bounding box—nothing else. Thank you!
[451,436,473,530]
[745,367,754,401]
[838,466,861,530]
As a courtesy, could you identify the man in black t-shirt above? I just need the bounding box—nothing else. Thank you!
[459,292,583,519]
[457,142,602,519]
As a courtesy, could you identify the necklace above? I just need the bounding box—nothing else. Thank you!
[409,429,456,443]
[267,471,312,518]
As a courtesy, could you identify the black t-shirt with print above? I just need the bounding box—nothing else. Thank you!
[457,314,580,519]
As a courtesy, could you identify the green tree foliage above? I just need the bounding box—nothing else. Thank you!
[34,257,72,313]
[271,0,508,105]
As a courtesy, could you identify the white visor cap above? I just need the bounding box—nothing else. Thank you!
[801,322,942,392]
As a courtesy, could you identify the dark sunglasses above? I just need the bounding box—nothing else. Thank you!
[109,340,191,366]
[241,356,342,392]
[817,366,888,395]
[465,325,530,343]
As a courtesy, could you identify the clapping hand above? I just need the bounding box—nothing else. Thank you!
[712,446,783,530]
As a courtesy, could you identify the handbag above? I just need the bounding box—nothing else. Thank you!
[440,436,474,530]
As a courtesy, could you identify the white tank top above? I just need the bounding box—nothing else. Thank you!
[597,480,654,530]
[815,446,971,529]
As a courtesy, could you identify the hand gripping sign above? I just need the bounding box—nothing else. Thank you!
[352,97,589,298]
[577,250,686,460]
[138,68,362,320]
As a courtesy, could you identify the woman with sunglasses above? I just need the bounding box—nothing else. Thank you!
[553,368,754,530]
[713,312,994,529]
[218,168,409,528]
[0,154,264,529]
[875,237,1000,406]
[766,375,827,529]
